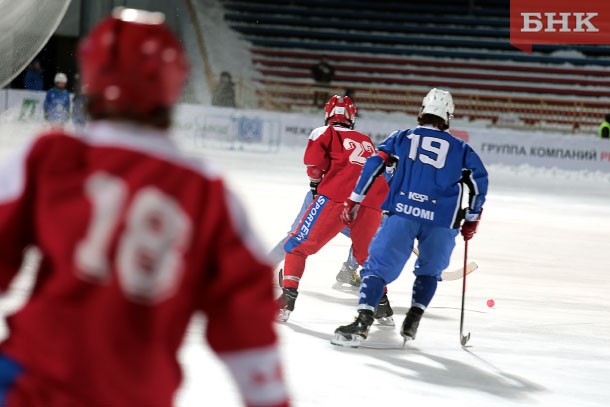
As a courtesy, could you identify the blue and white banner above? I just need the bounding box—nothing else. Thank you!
[173,104,610,173]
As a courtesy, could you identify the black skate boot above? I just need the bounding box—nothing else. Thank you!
[331,309,375,347]
[276,288,298,322]
[374,294,395,326]
[333,262,361,290]
[401,306,424,341]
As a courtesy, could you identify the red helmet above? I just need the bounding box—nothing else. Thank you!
[77,8,188,117]
[324,95,357,128]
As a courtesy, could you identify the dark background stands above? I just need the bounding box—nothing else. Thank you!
[599,114,610,139]
[311,56,335,108]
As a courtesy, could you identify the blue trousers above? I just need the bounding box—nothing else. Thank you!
[358,214,459,311]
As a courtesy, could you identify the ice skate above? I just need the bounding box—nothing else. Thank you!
[276,288,298,322]
[374,294,395,326]
[331,309,374,347]
[332,262,361,291]
[401,306,424,341]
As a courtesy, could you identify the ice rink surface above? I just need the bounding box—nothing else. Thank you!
[0,122,608,407]
[176,142,610,407]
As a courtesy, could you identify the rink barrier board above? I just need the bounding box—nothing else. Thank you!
[1,91,608,173]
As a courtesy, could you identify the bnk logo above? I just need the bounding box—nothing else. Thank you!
[510,0,610,53]
[521,13,598,32]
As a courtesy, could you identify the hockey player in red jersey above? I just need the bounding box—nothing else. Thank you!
[0,8,289,407]
[277,95,391,323]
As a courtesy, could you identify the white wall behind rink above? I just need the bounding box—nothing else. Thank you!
[2,91,609,173]
[174,104,610,174]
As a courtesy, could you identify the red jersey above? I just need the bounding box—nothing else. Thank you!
[0,122,288,407]
[304,125,388,209]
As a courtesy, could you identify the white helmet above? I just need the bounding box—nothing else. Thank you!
[420,88,454,123]
[54,72,68,83]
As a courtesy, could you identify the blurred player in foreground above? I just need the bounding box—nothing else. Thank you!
[0,8,289,407]
[332,88,488,347]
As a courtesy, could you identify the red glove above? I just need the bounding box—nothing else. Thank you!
[340,199,360,225]
[460,220,479,241]
[461,209,482,241]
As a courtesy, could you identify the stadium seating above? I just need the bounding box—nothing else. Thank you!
[220,0,610,132]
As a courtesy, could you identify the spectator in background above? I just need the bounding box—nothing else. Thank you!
[211,71,236,107]
[23,59,44,91]
[43,72,70,125]
[311,56,335,108]
[598,114,610,139]
[71,74,88,128]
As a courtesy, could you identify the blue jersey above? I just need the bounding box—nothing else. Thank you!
[24,69,43,91]
[43,88,71,124]
[352,126,488,229]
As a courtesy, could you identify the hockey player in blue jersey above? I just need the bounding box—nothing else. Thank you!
[331,88,488,347]
[43,73,71,125]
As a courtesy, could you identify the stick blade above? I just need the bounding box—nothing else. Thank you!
[441,262,478,281]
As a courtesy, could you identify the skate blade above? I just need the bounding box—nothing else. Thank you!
[277,269,283,288]
[331,282,359,292]
[276,309,291,323]
[330,333,365,348]
[375,316,395,327]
